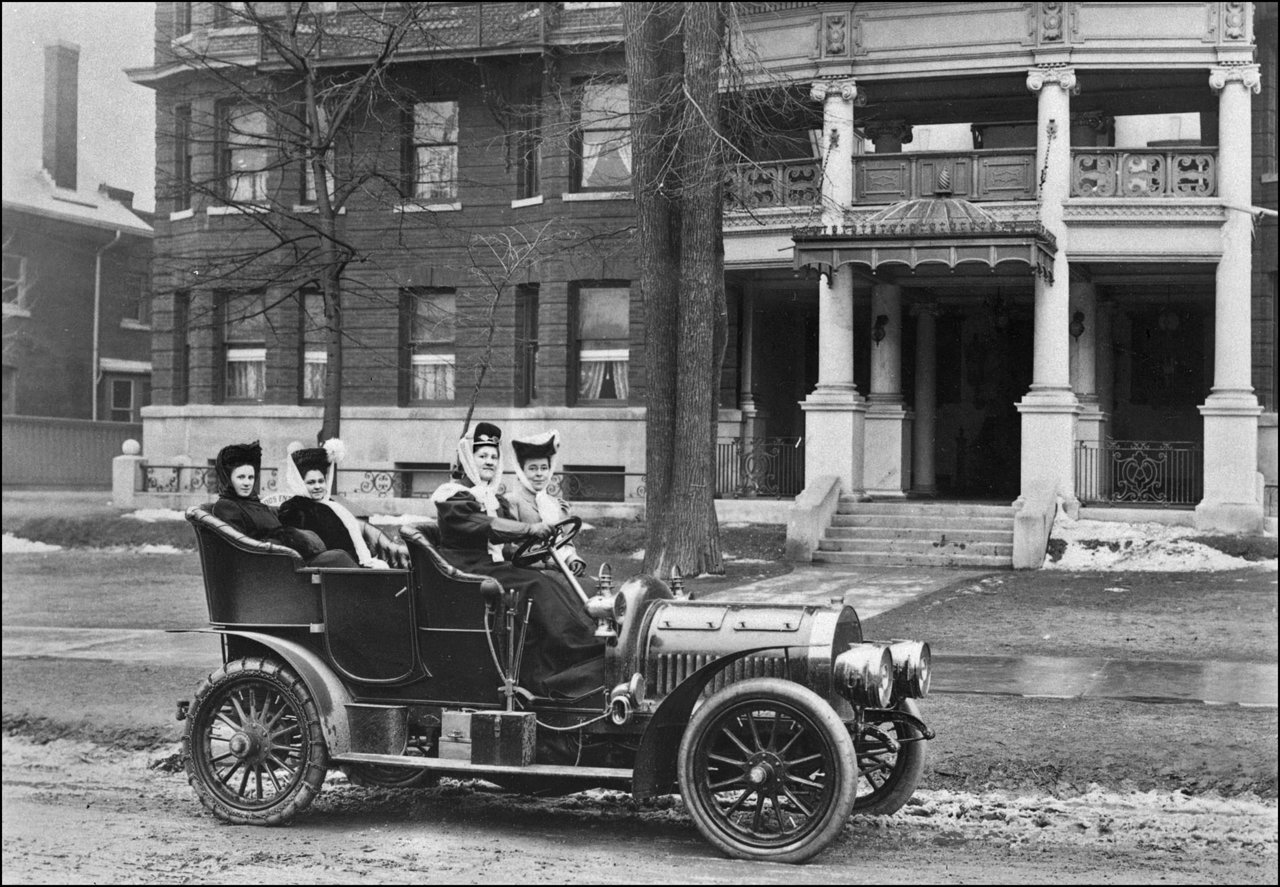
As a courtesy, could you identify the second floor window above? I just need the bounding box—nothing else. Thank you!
[575,81,631,190]
[213,2,248,27]
[300,290,326,402]
[575,285,629,402]
[126,272,150,325]
[516,96,541,200]
[174,2,192,37]
[218,103,271,204]
[223,292,266,401]
[402,288,456,402]
[405,101,458,202]
[174,104,193,211]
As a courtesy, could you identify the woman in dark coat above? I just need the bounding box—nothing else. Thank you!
[432,422,605,701]
[278,439,390,568]
[211,441,358,568]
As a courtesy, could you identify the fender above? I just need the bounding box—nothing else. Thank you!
[173,628,356,757]
[632,646,785,800]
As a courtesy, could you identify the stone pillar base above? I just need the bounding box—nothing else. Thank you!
[801,387,867,497]
[1016,387,1080,509]
[864,403,912,498]
[1197,389,1263,532]
[1076,402,1108,445]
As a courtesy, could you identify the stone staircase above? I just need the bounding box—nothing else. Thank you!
[813,500,1015,568]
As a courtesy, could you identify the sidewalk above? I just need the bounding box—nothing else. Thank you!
[6,564,1276,707]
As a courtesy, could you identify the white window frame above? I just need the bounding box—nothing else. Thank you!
[225,347,267,402]
[408,100,459,203]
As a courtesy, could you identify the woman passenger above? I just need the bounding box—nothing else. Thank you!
[278,438,392,569]
[508,429,587,577]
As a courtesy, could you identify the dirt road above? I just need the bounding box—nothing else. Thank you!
[2,736,1274,885]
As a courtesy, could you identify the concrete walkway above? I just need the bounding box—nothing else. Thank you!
[3,563,1274,708]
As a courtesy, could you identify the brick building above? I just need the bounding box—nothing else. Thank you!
[126,3,1275,558]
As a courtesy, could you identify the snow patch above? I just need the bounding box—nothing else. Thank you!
[124,508,188,522]
[368,512,436,526]
[2,533,63,553]
[1045,515,1274,572]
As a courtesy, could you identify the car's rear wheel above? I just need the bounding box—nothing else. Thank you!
[677,678,857,863]
[184,656,328,825]
[852,698,927,815]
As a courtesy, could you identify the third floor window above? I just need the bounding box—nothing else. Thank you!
[404,100,458,203]
[217,102,271,204]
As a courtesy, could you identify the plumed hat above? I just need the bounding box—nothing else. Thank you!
[291,437,345,476]
[472,422,502,450]
[511,429,559,465]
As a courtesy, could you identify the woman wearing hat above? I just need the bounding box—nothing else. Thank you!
[211,440,358,567]
[508,429,587,577]
[278,439,392,569]
[432,422,605,700]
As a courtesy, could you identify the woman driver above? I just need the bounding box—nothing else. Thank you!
[431,422,605,700]
[508,429,587,577]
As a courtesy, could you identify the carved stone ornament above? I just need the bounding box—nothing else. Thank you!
[1223,1,1247,40]
[1041,1,1064,41]
[1209,64,1261,95]
[825,14,847,55]
[1027,66,1079,95]
[810,79,859,104]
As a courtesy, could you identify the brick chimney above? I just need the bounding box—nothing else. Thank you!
[43,40,80,191]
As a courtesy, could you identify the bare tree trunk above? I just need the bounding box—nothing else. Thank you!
[626,2,682,562]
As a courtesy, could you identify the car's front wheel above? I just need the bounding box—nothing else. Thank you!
[184,656,328,825]
[851,698,927,816]
[677,678,857,863]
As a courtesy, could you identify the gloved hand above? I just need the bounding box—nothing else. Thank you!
[568,556,587,577]
[529,522,556,541]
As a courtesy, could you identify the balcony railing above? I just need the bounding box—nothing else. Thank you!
[1075,440,1203,507]
[1070,148,1217,198]
[853,149,1037,203]
[725,160,822,212]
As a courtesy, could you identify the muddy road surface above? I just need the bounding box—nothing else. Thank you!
[3,737,1274,885]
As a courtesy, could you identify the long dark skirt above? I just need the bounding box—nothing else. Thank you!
[442,549,605,700]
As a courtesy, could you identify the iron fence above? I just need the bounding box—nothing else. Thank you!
[142,465,279,497]
[715,437,805,499]
[1075,439,1203,506]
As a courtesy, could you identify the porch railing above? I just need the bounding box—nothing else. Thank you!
[852,149,1037,203]
[1070,148,1217,198]
[1075,440,1203,507]
[715,436,805,499]
[724,160,822,212]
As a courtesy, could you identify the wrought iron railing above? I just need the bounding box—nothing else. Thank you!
[1071,148,1217,198]
[1075,440,1203,507]
[715,437,805,499]
[141,465,279,496]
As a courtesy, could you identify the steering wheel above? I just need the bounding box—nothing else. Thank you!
[511,516,582,568]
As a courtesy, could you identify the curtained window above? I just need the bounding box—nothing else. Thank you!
[223,292,266,402]
[300,290,326,402]
[574,81,630,190]
[405,101,458,202]
[404,289,456,402]
[576,286,629,402]
[218,103,271,204]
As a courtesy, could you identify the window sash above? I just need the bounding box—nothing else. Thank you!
[411,292,456,344]
[2,254,27,305]
[410,353,455,401]
[174,105,193,210]
[302,351,326,401]
[409,101,458,201]
[221,106,271,203]
[225,347,266,401]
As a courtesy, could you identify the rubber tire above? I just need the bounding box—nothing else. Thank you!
[677,677,857,864]
[342,764,439,790]
[184,656,328,825]
[852,698,927,816]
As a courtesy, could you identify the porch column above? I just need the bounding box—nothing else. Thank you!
[865,283,911,497]
[1197,65,1263,532]
[1096,299,1115,422]
[801,78,866,496]
[911,302,938,496]
[1018,66,1081,511]
[737,288,767,439]
[1070,281,1106,446]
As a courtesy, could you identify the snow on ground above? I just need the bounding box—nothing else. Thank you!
[124,509,189,522]
[2,533,63,553]
[367,512,436,526]
[1045,513,1275,572]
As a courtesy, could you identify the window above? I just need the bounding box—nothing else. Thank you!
[125,272,150,326]
[218,102,271,203]
[575,285,629,402]
[404,101,458,202]
[174,290,191,405]
[301,106,336,205]
[574,80,630,190]
[213,2,248,27]
[516,96,541,200]
[174,104,193,211]
[514,284,539,404]
[110,378,136,422]
[223,292,266,401]
[402,288,456,402]
[3,253,28,312]
[300,289,326,402]
[173,2,192,36]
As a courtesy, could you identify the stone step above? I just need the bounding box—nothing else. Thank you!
[818,538,1014,557]
[811,550,1012,568]
[830,514,1014,530]
[823,526,1013,543]
[837,500,1015,518]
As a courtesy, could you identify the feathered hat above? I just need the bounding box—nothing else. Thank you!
[285,439,344,497]
[511,429,559,466]
[215,441,262,496]
[471,422,502,451]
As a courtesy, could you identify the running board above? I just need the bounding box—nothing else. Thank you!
[334,752,634,788]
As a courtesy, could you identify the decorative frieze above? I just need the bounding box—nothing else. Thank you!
[1040,2,1065,42]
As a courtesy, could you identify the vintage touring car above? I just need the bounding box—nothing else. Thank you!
[178,506,933,863]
